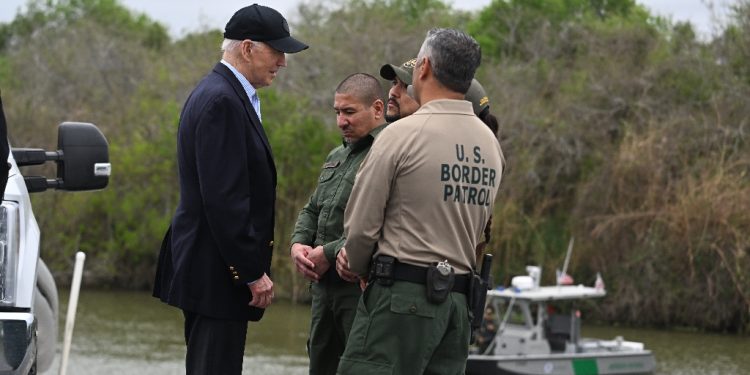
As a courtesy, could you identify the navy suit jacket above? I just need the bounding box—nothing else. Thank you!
[154,63,276,321]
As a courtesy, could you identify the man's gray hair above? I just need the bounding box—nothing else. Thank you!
[221,39,242,53]
[417,28,481,94]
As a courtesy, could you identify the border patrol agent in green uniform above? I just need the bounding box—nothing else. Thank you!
[290,73,385,375]
[336,29,504,375]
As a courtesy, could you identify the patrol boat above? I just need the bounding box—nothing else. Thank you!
[466,266,656,375]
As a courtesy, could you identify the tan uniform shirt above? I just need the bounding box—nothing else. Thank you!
[343,99,504,276]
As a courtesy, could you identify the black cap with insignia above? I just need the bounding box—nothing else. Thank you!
[224,4,309,54]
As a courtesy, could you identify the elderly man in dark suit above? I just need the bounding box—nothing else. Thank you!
[153,4,308,374]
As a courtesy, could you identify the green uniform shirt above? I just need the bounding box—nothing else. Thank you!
[291,124,386,279]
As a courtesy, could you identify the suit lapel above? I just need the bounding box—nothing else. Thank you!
[213,63,277,182]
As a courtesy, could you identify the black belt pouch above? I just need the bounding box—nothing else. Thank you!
[426,263,454,303]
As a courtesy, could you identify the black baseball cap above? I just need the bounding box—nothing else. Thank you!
[224,4,309,54]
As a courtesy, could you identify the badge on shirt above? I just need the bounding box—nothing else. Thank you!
[323,161,340,169]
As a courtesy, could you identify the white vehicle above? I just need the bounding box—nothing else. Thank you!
[0,122,110,375]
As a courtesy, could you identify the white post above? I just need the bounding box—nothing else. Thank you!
[59,251,86,375]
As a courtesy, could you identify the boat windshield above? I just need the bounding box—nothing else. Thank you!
[490,298,531,328]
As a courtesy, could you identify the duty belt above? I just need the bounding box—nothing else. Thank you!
[371,257,471,295]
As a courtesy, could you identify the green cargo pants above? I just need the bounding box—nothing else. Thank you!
[308,280,361,375]
[336,281,471,375]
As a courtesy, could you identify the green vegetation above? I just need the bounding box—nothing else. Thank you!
[1,0,748,333]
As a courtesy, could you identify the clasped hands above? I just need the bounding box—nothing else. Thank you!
[291,243,362,288]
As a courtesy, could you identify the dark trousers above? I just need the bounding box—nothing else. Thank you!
[183,310,248,375]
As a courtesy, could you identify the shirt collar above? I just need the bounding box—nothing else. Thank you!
[220,59,258,101]
[416,99,475,115]
[344,123,388,152]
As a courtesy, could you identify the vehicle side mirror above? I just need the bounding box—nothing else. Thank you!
[56,122,110,191]
[11,122,111,193]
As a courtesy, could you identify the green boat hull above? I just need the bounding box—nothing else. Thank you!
[466,351,656,375]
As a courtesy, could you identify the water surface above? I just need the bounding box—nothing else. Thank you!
[44,289,749,374]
